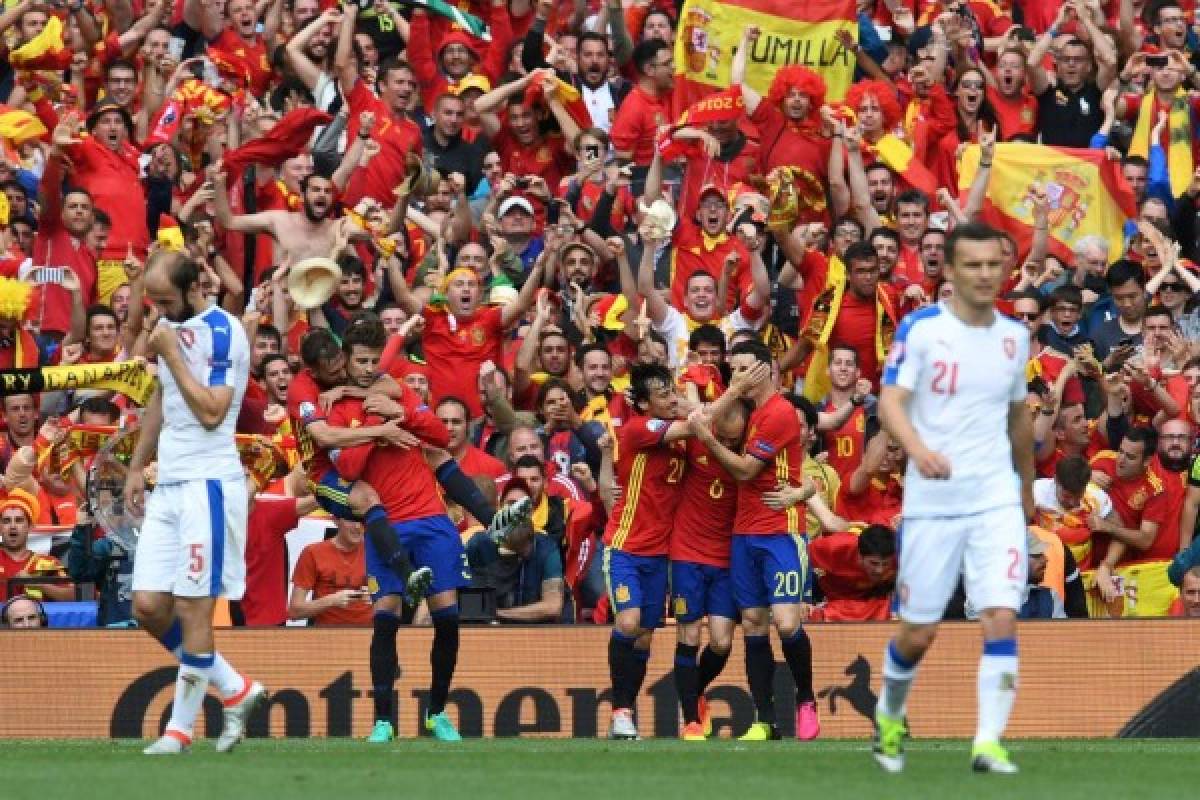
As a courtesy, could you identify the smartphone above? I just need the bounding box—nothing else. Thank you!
[31,267,65,285]
[167,36,186,62]
[547,199,562,225]
[583,143,601,163]
[1117,335,1137,348]
[1147,54,1169,69]
[189,58,207,81]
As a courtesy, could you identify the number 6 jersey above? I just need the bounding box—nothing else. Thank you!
[882,303,1030,518]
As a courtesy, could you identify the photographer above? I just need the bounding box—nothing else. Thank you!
[65,504,134,626]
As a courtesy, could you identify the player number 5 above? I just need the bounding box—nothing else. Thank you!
[188,544,205,575]
[931,360,959,395]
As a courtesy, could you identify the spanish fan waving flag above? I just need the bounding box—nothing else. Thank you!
[958,143,1137,262]
[9,15,72,71]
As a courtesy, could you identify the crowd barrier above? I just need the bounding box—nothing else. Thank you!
[3,621,1198,739]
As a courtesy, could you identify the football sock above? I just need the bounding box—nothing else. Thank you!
[780,628,816,704]
[630,646,651,701]
[364,506,414,579]
[744,635,776,725]
[167,652,213,738]
[429,605,461,715]
[435,460,495,526]
[673,643,701,724]
[370,611,402,722]
[879,639,918,719]
[697,645,730,693]
[608,631,637,709]
[154,618,242,698]
[975,638,1018,745]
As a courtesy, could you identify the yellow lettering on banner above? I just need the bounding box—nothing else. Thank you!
[675,0,857,102]
[35,361,157,405]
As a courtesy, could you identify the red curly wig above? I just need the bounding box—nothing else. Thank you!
[843,80,902,132]
[766,66,826,123]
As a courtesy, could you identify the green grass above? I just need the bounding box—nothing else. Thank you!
[3,738,1194,800]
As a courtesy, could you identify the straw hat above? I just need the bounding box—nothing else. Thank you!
[287,257,342,309]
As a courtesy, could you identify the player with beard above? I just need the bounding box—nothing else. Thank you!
[214,171,356,264]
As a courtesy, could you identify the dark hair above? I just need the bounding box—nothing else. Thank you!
[632,39,669,75]
[1122,426,1158,457]
[1145,303,1175,326]
[864,161,895,179]
[337,254,366,278]
[1055,455,1092,495]
[300,327,341,368]
[945,221,1004,264]
[85,304,117,329]
[342,312,387,352]
[729,339,772,365]
[77,395,120,423]
[513,454,546,474]
[869,227,901,248]
[919,227,946,247]
[260,353,291,373]
[828,343,859,364]
[629,363,673,408]
[1048,284,1084,310]
[1122,154,1150,171]
[895,189,930,211]
[843,240,879,267]
[834,215,865,238]
[536,377,580,412]
[151,252,201,299]
[105,58,137,78]
[436,395,471,419]
[785,392,818,430]
[377,57,414,86]
[688,324,726,354]
[858,524,896,558]
[577,31,609,54]
[1106,259,1147,289]
[255,323,282,347]
[575,341,612,368]
[92,208,111,228]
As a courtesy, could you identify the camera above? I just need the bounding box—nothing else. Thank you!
[1147,54,1169,69]
[514,177,531,189]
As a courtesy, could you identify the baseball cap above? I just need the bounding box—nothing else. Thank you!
[498,196,535,217]
[698,183,727,205]
[453,74,492,96]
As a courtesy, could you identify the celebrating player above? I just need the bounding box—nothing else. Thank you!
[876,222,1035,774]
[671,401,748,740]
[124,252,266,755]
[603,364,691,740]
[688,341,821,741]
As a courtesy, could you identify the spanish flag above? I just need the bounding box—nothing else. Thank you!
[872,133,938,198]
[0,105,46,164]
[525,76,592,132]
[674,0,856,108]
[9,15,72,71]
[958,143,1137,263]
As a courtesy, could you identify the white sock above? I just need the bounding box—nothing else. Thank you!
[878,640,917,718]
[209,653,246,700]
[975,639,1018,746]
[166,653,213,738]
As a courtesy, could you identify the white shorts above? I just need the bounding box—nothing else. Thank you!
[896,505,1028,625]
[132,477,249,600]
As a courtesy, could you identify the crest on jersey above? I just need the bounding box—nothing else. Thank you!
[470,326,486,345]
[615,584,631,604]
[298,401,317,421]
[1003,337,1017,359]
[647,418,667,433]
[674,596,688,616]
[178,328,195,348]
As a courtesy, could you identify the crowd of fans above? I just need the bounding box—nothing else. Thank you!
[3,0,1200,629]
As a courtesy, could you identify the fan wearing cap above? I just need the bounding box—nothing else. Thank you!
[407,1,514,111]
[386,242,545,419]
[424,93,488,195]
[0,488,73,603]
[733,27,831,226]
[492,195,545,277]
[643,150,753,313]
[475,68,582,192]
[451,73,492,137]
[191,0,279,97]
[336,6,423,210]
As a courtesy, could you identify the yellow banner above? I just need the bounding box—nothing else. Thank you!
[39,361,157,405]
[675,0,857,102]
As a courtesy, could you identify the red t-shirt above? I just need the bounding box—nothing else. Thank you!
[988,86,1038,141]
[670,219,752,311]
[809,531,896,602]
[676,138,761,222]
[209,28,273,96]
[736,393,806,534]
[1145,457,1185,563]
[492,125,573,191]
[240,496,299,626]
[562,180,637,231]
[30,228,97,336]
[610,84,672,167]
[603,415,686,556]
[328,389,450,522]
[421,304,505,418]
[821,402,868,481]
[286,368,332,482]
[0,550,66,602]
[1089,452,1171,564]
[458,444,507,481]
[291,537,373,626]
[830,291,884,387]
[63,136,149,261]
[749,102,831,224]
[343,79,424,208]
[836,474,904,528]
[670,438,735,567]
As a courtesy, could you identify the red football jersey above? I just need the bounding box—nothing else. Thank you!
[821,402,868,480]
[837,475,904,528]
[603,415,687,556]
[809,531,896,603]
[1089,452,1170,565]
[670,438,736,567]
[286,369,332,483]
[328,386,451,523]
[421,304,506,418]
[736,393,806,535]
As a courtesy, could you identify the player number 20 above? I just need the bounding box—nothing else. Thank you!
[773,570,801,597]
[931,360,960,395]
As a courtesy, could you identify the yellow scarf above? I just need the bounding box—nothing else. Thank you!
[1130,89,1193,198]
[801,279,896,402]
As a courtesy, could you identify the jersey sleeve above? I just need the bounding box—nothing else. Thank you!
[204,314,245,388]
[1140,488,1171,527]
[291,545,318,590]
[881,311,925,389]
[746,400,795,463]
[1009,329,1031,403]
[619,417,669,452]
[287,378,325,429]
[402,386,452,448]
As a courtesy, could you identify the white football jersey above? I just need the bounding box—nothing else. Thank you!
[155,304,249,484]
[882,302,1029,518]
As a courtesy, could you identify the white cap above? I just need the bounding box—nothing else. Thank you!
[498,196,535,217]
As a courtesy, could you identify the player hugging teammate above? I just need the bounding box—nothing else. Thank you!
[604,343,821,742]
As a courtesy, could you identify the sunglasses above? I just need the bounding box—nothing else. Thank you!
[1015,311,1040,321]
[959,80,985,90]
[1161,283,1186,292]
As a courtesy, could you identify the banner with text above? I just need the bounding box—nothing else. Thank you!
[2,622,1198,739]
[674,0,857,108]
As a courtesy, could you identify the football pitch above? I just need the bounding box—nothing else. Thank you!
[4,738,1194,800]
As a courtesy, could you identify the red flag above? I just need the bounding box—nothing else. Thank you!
[656,86,745,161]
[221,108,334,176]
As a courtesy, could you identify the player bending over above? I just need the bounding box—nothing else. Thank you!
[876,222,1035,774]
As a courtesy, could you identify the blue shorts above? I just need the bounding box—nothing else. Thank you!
[670,561,736,623]
[603,547,668,629]
[730,533,809,611]
[313,469,357,520]
[365,514,470,600]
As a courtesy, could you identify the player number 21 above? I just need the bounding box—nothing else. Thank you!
[931,360,959,395]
